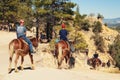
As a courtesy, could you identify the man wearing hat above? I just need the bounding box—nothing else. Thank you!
[59,22,68,41]
[16,19,35,55]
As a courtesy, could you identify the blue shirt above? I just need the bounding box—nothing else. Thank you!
[16,26,26,38]
[59,29,68,41]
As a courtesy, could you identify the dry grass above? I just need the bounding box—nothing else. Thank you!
[100,67,120,73]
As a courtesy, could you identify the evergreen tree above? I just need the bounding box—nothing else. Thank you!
[93,34,105,52]
[0,0,19,23]
[93,21,102,33]
[109,34,120,69]
[33,0,76,22]
[17,0,33,27]
[97,13,104,20]
[81,20,90,31]
[33,0,76,41]
[0,0,33,28]
[74,4,81,27]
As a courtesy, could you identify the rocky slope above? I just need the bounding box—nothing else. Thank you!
[81,17,119,63]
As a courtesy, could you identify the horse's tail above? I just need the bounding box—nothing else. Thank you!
[9,40,15,58]
[58,45,62,65]
[8,40,16,72]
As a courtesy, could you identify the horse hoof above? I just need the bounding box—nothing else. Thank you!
[15,69,19,73]
[58,67,62,69]
[21,67,24,71]
[8,68,11,73]
[31,66,35,70]
[20,66,24,70]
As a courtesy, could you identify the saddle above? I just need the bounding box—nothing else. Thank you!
[62,40,75,52]
[65,41,70,48]
[18,38,28,45]
[62,40,70,49]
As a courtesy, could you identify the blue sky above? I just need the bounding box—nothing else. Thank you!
[71,0,120,19]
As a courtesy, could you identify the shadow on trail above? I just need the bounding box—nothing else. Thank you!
[8,66,32,74]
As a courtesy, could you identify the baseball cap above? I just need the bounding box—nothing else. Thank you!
[61,23,65,28]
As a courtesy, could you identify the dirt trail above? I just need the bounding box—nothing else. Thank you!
[0,31,120,80]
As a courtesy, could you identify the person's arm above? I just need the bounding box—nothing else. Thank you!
[24,27,27,36]
[59,30,61,35]
[16,26,19,38]
[65,30,68,36]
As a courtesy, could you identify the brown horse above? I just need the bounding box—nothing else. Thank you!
[87,58,101,69]
[92,58,101,69]
[54,40,71,69]
[8,37,38,73]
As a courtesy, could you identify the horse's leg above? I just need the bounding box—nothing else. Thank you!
[95,61,100,70]
[20,56,24,70]
[29,54,35,70]
[14,53,20,72]
[64,56,69,69]
[58,56,64,69]
[8,53,14,73]
[58,52,64,69]
[65,51,70,68]
[67,51,70,65]
[92,59,96,69]
[8,49,14,73]
[92,61,94,69]
[96,59,101,70]
[65,57,68,64]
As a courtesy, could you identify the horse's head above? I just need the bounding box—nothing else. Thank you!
[30,37,38,48]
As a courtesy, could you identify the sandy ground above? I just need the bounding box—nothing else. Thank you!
[0,31,120,80]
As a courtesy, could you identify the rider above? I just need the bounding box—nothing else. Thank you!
[59,22,68,41]
[16,19,35,55]
[59,22,75,52]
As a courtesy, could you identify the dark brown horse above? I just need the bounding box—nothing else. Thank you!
[54,40,71,69]
[87,57,101,69]
[92,58,101,69]
[8,37,38,73]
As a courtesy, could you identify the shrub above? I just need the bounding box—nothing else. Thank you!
[81,20,90,31]
[92,21,102,33]
[92,34,105,53]
[109,35,120,69]
[74,32,88,50]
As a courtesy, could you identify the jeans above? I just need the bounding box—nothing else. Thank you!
[20,35,34,53]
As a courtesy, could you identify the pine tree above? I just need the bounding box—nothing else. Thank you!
[0,0,19,23]
[0,0,33,27]
[33,0,76,22]
[33,0,76,41]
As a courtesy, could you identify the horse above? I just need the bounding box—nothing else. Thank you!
[54,40,71,69]
[8,37,38,73]
[87,57,101,69]
[92,58,101,69]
